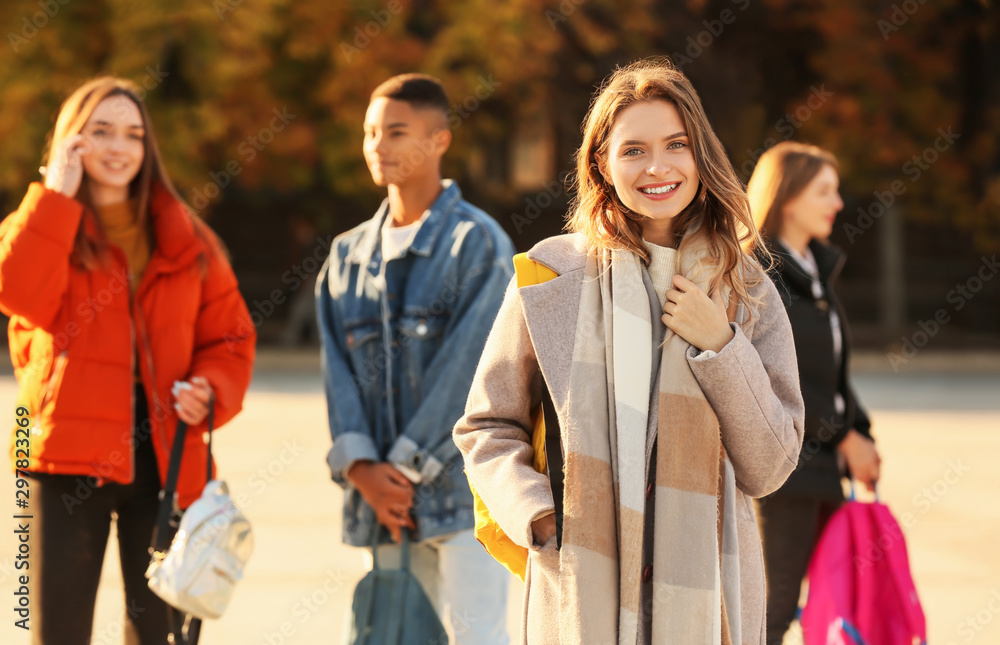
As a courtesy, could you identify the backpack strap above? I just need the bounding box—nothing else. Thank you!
[541,386,563,547]
[512,252,564,546]
[151,398,214,645]
[874,503,927,642]
[151,394,215,557]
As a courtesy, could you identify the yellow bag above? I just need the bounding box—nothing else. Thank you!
[468,252,558,581]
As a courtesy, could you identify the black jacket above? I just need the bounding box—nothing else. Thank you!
[763,240,872,501]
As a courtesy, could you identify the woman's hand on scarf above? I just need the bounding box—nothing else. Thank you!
[663,275,735,353]
[172,376,214,426]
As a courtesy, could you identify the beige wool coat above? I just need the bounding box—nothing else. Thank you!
[454,234,805,644]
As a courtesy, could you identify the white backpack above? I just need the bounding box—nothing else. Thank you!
[146,479,253,619]
[146,402,253,626]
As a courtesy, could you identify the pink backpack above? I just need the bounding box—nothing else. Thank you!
[801,495,926,645]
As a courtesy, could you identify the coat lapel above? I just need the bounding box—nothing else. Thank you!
[518,234,589,415]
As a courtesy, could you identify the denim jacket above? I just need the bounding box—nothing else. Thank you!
[317,180,514,546]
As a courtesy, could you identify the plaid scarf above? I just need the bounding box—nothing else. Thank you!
[557,238,740,644]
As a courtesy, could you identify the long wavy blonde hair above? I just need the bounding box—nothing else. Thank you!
[567,59,767,311]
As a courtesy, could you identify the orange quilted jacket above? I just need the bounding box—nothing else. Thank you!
[0,182,255,507]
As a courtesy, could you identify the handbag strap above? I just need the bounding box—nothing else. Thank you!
[400,529,410,571]
[205,398,215,484]
[369,525,411,572]
[168,607,202,645]
[150,394,215,556]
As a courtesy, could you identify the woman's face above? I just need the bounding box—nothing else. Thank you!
[601,99,700,240]
[781,164,843,241]
[79,95,145,194]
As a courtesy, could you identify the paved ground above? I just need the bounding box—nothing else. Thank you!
[0,349,997,644]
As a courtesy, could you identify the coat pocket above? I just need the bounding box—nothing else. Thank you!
[397,313,447,396]
[524,537,561,644]
[344,322,381,390]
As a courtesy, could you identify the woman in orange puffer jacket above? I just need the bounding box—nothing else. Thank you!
[0,76,255,644]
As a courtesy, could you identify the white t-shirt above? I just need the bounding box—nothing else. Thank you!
[381,209,430,260]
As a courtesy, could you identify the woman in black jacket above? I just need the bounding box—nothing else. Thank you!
[747,142,881,644]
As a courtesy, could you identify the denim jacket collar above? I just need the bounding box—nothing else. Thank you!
[345,180,463,265]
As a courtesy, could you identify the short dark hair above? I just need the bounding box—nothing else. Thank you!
[370,73,449,116]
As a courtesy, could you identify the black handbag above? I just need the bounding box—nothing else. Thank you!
[345,527,448,645]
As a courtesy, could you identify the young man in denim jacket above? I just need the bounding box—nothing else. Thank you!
[316,74,514,643]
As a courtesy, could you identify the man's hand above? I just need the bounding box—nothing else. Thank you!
[837,429,881,492]
[346,461,416,543]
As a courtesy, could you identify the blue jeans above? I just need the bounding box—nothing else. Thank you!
[355,529,510,645]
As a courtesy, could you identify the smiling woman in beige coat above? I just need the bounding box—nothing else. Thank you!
[454,60,805,645]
